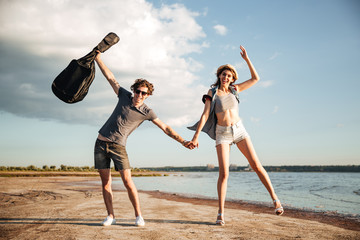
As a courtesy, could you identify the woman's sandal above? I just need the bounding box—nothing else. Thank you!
[216,213,225,226]
[274,199,284,215]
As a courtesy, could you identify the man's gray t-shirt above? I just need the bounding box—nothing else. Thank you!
[99,87,157,146]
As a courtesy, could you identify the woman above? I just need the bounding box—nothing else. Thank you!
[189,46,284,226]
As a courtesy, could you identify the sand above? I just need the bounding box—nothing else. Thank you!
[0,176,359,240]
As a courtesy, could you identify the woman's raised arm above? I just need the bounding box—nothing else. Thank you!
[234,46,260,92]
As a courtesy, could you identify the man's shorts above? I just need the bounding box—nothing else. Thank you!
[94,139,131,170]
[215,120,250,146]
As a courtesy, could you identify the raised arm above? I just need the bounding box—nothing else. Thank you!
[94,51,120,95]
[190,89,212,148]
[234,45,260,92]
[152,118,194,149]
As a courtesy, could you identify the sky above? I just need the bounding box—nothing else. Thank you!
[0,0,359,168]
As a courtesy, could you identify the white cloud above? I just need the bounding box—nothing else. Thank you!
[269,52,281,60]
[234,62,247,71]
[0,0,208,127]
[221,44,237,51]
[201,7,209,16]
[213,24,227,36]
[272,106,279,114]
[252,34,264,40]
[250,117,261,123]
[258,80,274,88]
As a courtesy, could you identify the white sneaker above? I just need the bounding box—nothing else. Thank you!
[135,216,145,226]
[102,216,116,226]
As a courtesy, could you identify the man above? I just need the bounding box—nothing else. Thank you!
[94,51,193,227]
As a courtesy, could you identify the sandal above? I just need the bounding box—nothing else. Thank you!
[274,199,284,215]
[216,213,225,226]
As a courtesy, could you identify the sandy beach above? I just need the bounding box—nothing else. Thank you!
[0,176,359,240]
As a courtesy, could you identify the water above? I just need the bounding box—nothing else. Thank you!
[113,172,360,216]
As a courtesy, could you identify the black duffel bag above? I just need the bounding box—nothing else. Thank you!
[52,32,120,103]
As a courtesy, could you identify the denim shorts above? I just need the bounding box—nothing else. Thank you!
[215,120,250,146]
[94,139,130,170]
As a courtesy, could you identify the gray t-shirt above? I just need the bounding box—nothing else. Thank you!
[99,87,157,146]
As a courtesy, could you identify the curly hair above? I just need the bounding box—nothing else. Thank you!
[130,78,154,95]
[211,64,238,88]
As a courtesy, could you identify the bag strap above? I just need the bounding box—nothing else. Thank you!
[229,85,240,103]
[211,87,217,99]
[212,86,239,103]
[202,86,239,104]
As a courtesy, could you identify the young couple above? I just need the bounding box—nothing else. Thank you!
[94,46,284,227]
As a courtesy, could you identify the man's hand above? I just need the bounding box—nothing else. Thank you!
[94,50,101,61]
[183,141,197,150]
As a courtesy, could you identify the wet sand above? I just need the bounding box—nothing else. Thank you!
[0,176,359,240]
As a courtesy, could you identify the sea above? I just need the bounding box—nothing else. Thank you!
[113,172,360,217]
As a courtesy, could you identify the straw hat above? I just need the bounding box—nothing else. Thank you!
[216,64,238,81]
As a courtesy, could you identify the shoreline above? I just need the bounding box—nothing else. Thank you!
[1,176,359,239]
[143,190,360,232]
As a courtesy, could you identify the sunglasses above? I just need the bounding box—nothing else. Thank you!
[135,89,148,96]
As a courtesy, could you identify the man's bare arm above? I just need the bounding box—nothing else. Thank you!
[152,118,194,149]
[94,52,120,95]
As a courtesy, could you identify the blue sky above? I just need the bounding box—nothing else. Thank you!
[0,0,359,168]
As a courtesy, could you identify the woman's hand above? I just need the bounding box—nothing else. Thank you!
[240,45,248,60]
[190,138,199,149]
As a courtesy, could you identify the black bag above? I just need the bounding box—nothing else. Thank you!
[52,32,120,103]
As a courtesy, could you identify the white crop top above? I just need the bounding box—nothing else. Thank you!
[214,93,238,114]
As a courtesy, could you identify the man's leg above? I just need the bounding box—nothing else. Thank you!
[120,169,142,217]
[99,169,115,219]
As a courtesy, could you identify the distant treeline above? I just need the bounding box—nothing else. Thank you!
[0,165,359,172]
[0,165,148,172]
[0,165,96,172]
[263,165,360,172]
[142,165,360,172]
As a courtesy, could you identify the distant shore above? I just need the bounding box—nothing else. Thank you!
[1,164,360,174]
[143,165,360,172]
[0,171,170,177]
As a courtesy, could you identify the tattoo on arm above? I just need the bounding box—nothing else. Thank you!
[112,80,120,89]
[165,126,182,142]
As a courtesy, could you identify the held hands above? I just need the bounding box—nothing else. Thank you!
[182,140,198,150]
[190,139,199,149]
[182,137,199,150]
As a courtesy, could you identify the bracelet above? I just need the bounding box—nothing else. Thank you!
[182,140,186,145]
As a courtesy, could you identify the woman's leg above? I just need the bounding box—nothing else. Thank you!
[120,169,142,217]
[216,143,230,221]
[236,138,283,211]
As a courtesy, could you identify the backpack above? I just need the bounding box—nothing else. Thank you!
[51,32,120,103]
